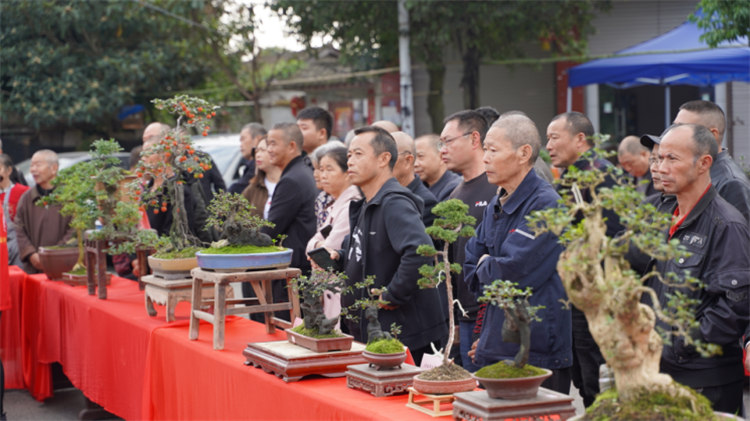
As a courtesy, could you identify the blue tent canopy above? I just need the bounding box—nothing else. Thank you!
[568,15,750,88]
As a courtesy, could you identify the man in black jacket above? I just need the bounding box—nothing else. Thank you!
[264,122,317,275]
[650,123,749,414]
[335,126,446,364]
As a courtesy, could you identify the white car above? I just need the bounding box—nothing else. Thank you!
[192,133,244,188]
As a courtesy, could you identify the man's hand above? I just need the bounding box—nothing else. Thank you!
[468,339,479,362]
[29,252,43,270]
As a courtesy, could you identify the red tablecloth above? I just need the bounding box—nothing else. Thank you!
[0,266,27,390]
[18,273,444,420]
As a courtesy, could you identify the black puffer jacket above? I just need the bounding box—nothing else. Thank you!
[647,186,750,388]
[341,178,447,351]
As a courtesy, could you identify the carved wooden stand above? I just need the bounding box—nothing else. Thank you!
[189,267,301,350]
[244,340,366,382]
[452,388,576,421]
[142,275,232,322]
[346,363,422,397]
[84,232,151,299]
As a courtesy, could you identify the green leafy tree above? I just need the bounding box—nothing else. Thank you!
[271,0,607,131]
[0,0,208,131]
[527,139,718,415]
[690,0,750,47]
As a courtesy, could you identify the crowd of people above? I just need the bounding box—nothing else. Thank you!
[2,99,749,416]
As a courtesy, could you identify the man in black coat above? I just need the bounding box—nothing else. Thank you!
[333,126,447,365]
[263,122,317,275]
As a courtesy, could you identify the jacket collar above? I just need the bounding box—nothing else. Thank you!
[495,168,540,215]
[282,155,304,176]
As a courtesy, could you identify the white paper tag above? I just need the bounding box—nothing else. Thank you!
[420,352,443,370]
[292,317,304,328]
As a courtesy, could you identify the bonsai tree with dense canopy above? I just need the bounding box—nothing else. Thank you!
[527,140,719,419]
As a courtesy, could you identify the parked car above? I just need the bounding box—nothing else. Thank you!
[192,133,243,189]
[17,151,131,187]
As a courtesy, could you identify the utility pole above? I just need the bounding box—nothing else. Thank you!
[398,0,414,136]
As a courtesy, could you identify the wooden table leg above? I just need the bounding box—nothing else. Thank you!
[214,282,226,350]
[263,279,275,334]
[145,292,157,317]
[86,246,96,296]
[97,245,107,300]
[189,276,203,341]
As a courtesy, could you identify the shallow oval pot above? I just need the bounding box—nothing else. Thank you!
[473,368,552,400]
[196,248,292,272]
[286,329,353,352]
[362,350,407,370]
[147,255,199,280]
[38,246,79,280]
[412,376,476,395]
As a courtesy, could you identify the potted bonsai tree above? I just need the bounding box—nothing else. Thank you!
[197,191,291,271]
[527,140,724,419]
[288,269,352,352]
[343,276,407,370]
[413,199,477,394]
[134,95,218,278]
[472,280,551,400]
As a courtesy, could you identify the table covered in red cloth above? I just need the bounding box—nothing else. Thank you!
[18,273,445,420]
[0,266,27,390]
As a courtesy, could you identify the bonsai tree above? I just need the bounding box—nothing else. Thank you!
[415,199,476,378]
[203,191,276,253]
[291,269,349,337]
[343,275,405,354]
[527,140,718,418]
[133,95,218,256]
[475,280,546,377]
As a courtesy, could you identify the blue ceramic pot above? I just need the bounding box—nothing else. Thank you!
[195,248,293,271]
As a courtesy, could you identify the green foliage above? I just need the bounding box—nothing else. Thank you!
[479,280,544,322]
[290,324,344,339]
[365,338,405,354]
[205,191,274,246]
[340,275,386,321]
[474,360,547,379]
[586,385,715,421]
[690,0,750,47]
[199,244,283,255]
[0,0,208,129]
[293,269,350,335]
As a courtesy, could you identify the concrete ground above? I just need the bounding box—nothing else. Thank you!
[2,382,748,420]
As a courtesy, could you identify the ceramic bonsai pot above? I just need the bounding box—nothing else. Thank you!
[63,271,111,287]
[362,350,407,370]
[473,368,552,400]
[196,248,292,272]
[38,246,79,280]
[412,376,476,395]
[286,329,354,352]
[147,255,199,280]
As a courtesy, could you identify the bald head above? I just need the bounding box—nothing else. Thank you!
[372,120,400,133]
[143,122,171,145]
[618,135,650,178]
[392,131,417,186]
[30,149,59,189]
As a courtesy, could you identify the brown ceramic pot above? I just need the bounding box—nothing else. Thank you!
[38,246,79,280]
[286,329,353,352]
[412,376,477,395]
[362,350,407,370]
[473,368,552,400]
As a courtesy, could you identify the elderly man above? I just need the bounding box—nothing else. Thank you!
[618,135,656,196]
[14,150,73,273]
[439,110,498,372]
[392,131,437,227]
[673,100,750,224]
[649,123,749,414]
[464,114,571,394]
[414,134,460,202]
[229,122,266,194]
[333,126,446,364]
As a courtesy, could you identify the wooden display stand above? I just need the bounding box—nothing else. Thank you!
[452,388,576,421]
[84,234,151,299]
[189,267,301,350]
[346,363,422,397]
[142,275,232,322]
[244,340,367,382]
[406,387,456,417]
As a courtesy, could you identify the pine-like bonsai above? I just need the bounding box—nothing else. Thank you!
[527,140,718,419]
[343,276,405,354]
[202,191,277,253]
[415,199,476,380]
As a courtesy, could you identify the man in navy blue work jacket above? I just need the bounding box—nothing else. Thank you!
[464,113,572,394]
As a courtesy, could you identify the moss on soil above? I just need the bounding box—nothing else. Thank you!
[474,360,547,379]
[66,267,87,275]
[201,244,284,254]
[290,324,344,339]
[153,246,201,259]
[42,245,76,250]
[585,384,717,421]
[365,338,405,354]
[417,363,472,381]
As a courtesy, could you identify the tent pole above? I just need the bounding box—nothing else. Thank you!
[664,85,671,129]
[566,87,572,112]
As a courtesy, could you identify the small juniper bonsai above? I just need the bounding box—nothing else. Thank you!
[342,275,405,353]
[478,280,544,368]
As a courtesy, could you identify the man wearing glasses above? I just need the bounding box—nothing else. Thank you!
[439,110,499,372]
